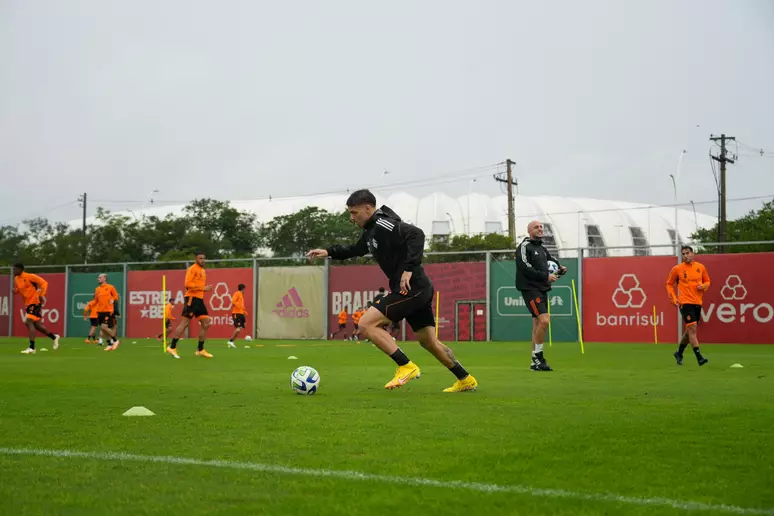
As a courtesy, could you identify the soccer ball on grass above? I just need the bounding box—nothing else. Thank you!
[245,335,252,341]
[291,366,320,395]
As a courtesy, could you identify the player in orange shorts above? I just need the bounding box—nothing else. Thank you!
[666,246,710,366]
[13,263,60,354]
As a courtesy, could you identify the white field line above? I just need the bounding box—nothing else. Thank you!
[0,447,771,514]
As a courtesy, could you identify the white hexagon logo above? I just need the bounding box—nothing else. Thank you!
[721,275,747,301]
[612,273,647,308]
[210,282,233,311]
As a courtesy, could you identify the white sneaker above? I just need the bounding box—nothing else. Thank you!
[53,334,60,351]
[98,338,104,345]
[21,348,36,354]
[227,341,236,348]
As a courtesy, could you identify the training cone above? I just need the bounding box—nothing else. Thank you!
[730,363,744,369]
[123,406,155,416]
[288,355,298,360]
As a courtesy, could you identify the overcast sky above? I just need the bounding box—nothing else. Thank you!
[1,0,772,226]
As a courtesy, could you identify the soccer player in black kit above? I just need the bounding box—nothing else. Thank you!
[307,189,477,392]
[515,220,567,371]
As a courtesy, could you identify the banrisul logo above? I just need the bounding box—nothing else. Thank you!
[702,275,773,324]
[596,273,665,327]
[273,287,309,318]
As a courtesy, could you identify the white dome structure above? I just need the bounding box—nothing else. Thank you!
[69,192,716,258]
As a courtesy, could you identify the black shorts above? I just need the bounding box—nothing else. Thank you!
[373,287,435,332]
[182,297,209,320]
[89,317,99,327]
[98,312,116,327]
[165,319,172,328]
[353,323,359,330]
[521,290,549,318]
[232,313,246,328]
[25,304,42,321]
[338,323,346,329]
[680,304,702,326]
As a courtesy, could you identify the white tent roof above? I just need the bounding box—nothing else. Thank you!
[69,192,717,257]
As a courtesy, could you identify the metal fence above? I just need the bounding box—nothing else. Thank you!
[2,239,772,342]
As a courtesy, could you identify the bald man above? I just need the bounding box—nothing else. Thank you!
[515,220,566,371]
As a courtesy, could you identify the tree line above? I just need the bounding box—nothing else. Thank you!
[0,198,771,267]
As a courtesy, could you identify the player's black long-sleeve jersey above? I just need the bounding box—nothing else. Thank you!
[514,237,561,292]
[327,206,430,292]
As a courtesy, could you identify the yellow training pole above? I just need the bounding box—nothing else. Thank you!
[162,275,167,352]
[547,295,553,347]
[435,291,440,339]
[652,305,658,344]
[571,279,584,354]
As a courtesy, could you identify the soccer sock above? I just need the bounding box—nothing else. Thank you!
[170,338,179,349]
[29,340,35,350]
[198,340,205,351]
[532,343,544,356]
[48,333,56,340]
[448,361,469,380]
[678,342,688,355]
[110,337,116,343]
[389,348,410,366]
[693,346,703,358]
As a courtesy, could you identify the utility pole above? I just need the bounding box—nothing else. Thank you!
[709,134,735,251]
[78,193,87,264]
[494,159,517,244]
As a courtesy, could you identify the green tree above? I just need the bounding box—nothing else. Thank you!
[426,233,512,262]
[691,200,774,253]
[258,207,360,257]
[182,199,260,257]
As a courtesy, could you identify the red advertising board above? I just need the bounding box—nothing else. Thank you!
[582,256,679,343]
[328,262,486,342]
[126,268,254,339]
[0,275,10,336]
[692,253,774,344]
[12,272,66,337]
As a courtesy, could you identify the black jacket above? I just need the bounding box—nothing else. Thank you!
[515,237,561,292]
[327,206,430,292]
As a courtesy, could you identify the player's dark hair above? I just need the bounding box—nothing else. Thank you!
[681,245,694,253]
[238,283,245,291]
[346,189,377,208]
[194,251,205,257]
[13,263,24,270]
[378,287,385,293]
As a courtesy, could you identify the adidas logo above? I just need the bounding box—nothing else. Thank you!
[272,287,310,318]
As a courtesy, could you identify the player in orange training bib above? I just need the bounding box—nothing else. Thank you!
[13,263,60,354]
[666,245,710,367]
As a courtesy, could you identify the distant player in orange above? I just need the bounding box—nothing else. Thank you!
[167,251,213,359]
[352,307,366,341]
[330,308,349,340]
[83,299,99,343]
[156,300,175,341]
[13,263,60,354]
[666,245,710,366]
[94,273,120,351]
[227,283,247,349]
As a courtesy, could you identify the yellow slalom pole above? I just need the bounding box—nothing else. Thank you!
[547,295,553,347]
[652,305,658,344]
[571,279,584,354]
[162,275,167,352]
[435,291,440,339]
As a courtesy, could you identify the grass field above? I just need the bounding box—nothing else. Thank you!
[0,337,772,515]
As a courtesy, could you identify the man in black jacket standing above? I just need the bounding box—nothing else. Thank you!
[515,220,566,371]
[307,189,477,392]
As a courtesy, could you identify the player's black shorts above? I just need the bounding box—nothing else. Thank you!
[353,323,359,330]
[373,287,435,332]
[521,290,549,318]
[25,303,42,321]
[165,319,172,328]
[89,317,99,327]
[98,312,116,327]
[338,322,346,329]
[680,304,702,326]
[182,297,209,320]
[232,313,246,328]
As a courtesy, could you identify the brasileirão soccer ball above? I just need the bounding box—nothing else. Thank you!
[291,366,320,395]
[547,260,560,274]
[244,335,252,341]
